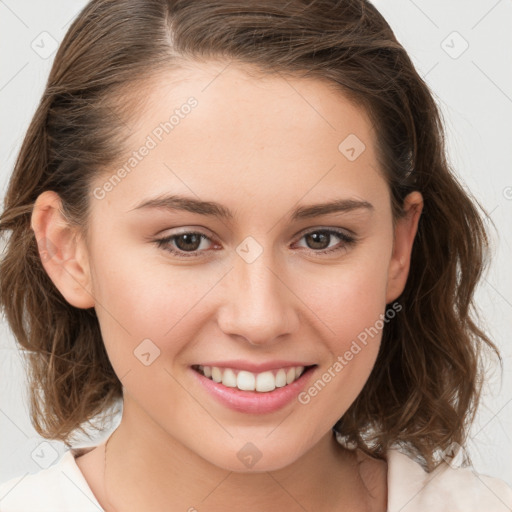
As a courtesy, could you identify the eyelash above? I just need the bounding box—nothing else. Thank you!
[154,228,356,259]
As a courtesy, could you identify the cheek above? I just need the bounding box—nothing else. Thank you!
[89,241,226,367]
[89,247,177,362]
[295,253,390,411]
[302,252,390,341]
[296,308,386,435]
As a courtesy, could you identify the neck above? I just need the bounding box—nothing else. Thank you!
[102,404,378,512]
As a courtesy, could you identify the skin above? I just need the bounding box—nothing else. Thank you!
[31,60,423,511]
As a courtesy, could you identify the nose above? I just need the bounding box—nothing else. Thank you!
[216,249,299,346]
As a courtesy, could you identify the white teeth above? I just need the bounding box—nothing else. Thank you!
[197,365,309,392]
[211,366,222,383]
[275,369,287,388]
[222,368,237,387]
[256,371,276,392]
[237,370,256,391]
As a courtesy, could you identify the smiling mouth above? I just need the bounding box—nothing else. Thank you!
[191,364,317,393]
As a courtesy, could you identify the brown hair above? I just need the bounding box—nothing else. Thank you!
[0,0,499,471]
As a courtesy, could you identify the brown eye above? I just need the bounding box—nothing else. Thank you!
[296,228,356,255]
[304,231,331,250]
[154,231,214,258]
[174,233,203,252]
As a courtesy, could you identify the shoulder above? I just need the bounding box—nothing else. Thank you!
[386,448,512,512]
[0,448,103,512]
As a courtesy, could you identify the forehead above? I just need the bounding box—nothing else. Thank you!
[138,60,376,155]
[93,60,387,215]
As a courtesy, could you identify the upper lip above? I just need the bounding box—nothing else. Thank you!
[194,360,316,373]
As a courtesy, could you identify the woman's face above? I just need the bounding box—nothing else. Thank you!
[41,60,422,472]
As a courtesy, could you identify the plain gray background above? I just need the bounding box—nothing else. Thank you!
[1,0,511,488]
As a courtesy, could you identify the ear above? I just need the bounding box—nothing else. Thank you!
[30,190,95,309]
[385,191,423,304]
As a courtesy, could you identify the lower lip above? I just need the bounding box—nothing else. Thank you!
[190,366,316,414]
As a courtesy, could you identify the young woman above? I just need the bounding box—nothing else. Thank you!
[1,1,511,511]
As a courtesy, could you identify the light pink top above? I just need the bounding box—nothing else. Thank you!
[1,444,511,511]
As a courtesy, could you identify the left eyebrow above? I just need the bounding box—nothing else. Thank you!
[289,198,374,220]
[128,194,374,221]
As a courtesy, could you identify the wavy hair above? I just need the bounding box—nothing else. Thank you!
[0,0,499,471]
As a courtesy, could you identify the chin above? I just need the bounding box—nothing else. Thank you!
[200,437,308,473]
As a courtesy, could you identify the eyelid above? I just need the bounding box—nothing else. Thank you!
[155,225,216,238]
[298,225,356,238]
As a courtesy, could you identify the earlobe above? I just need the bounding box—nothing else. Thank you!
[385,191,423,304]
[31,190,95,309]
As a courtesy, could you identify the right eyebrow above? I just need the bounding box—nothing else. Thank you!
[129,194,234,221]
